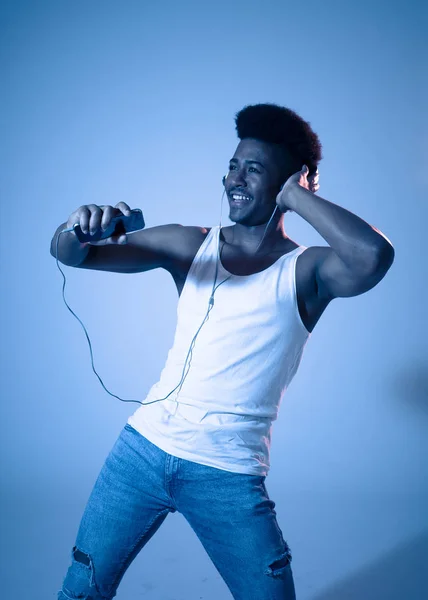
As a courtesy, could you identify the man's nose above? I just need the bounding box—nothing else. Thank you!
[231,169,247,187]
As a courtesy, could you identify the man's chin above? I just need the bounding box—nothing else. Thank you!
[228,214,253,227]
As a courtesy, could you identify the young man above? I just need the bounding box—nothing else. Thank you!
[54,103,394,600]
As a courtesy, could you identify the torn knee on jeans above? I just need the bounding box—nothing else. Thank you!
[265,546,292,578]
[60,546,97,599]
[74,548,91,567]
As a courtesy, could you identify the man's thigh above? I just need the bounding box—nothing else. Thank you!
[58,424,176,599]
[175,463,296,600]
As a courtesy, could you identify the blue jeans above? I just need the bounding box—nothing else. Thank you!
[57,423,296,599]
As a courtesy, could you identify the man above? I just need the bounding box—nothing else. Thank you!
[54,103,394,599]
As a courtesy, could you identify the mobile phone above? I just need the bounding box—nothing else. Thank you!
[73,208,145,243]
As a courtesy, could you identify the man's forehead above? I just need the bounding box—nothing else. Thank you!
[235,138,272,153]
[231,139,282,169]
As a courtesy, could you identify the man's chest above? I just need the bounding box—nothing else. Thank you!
[168,236,330,334]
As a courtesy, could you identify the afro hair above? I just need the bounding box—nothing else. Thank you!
[234,103,322,176]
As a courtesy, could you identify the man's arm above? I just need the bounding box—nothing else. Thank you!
[278,166,395,300]
[50,223,187,274]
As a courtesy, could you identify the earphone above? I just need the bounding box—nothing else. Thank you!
[54,172,279,406]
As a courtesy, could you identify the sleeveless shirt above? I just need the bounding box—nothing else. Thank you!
[127,225,311,476]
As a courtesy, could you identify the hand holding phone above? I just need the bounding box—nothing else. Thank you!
[66,203,145,245]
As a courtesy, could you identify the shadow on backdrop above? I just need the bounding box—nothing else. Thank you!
[309,530,428,600]
[393,361,428,417]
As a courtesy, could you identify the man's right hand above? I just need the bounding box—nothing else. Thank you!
[66,202,133,245]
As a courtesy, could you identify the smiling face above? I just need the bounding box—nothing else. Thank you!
[225,138,299,225]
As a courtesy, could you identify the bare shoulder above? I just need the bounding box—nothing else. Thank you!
[130,222,209,270]
[295,246,334,333]
[163,224,210,276]
[295,245,333,298]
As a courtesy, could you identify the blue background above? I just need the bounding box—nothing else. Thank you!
[1,0,427,598]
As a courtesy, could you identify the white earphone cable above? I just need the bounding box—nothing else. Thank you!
[54,178,278,406]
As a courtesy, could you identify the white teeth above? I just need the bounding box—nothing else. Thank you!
[232,194,250,201]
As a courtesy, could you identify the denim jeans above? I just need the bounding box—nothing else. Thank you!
[57,423,296,600]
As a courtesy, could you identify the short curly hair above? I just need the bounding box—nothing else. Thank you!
[235,103,322,176]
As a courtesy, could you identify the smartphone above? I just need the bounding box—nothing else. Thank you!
[73,208,145,243]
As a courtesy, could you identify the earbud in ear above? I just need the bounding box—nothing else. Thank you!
[222,174,228,185]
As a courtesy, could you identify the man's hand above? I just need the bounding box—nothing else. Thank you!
[276,165,320,212]
[308,168,320,194]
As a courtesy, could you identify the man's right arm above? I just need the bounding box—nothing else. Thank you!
[50,223,185,274]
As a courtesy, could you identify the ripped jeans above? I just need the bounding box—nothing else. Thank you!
[57,423,296,600]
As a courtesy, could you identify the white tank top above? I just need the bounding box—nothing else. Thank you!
[128,225,311,476]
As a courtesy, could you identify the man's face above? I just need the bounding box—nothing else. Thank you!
[224,138,296,225]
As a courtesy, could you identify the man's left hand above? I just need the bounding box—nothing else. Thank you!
[276,165,320,212]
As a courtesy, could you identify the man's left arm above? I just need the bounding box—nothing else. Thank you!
[277,165,395,300]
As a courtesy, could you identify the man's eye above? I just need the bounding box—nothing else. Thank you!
[228,165,259,173]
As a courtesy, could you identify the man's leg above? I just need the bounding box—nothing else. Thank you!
[57,424,176,600]
[175,463,296,600]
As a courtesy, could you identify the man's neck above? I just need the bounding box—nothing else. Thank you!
[227,215,287,254]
